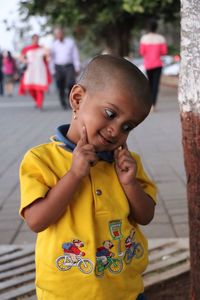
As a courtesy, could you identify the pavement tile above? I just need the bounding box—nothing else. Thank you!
[174,223,189,237]
[142,223,176,238]
[171,214,188,224]
[0,230,17,244]
[13,231,37,244]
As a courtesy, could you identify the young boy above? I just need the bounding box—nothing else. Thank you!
[19,55,156,300]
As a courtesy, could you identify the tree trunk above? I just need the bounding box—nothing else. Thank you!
[181,113,200,299]
[103,21,132,57]
[179,1,200,299]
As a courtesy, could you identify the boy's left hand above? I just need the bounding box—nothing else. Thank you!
[114,144,137,185]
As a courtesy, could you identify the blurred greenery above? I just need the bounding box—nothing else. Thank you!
[168,45,180,56]
[19,0,180,57]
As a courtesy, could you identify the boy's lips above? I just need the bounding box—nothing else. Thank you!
[98,132,115,145]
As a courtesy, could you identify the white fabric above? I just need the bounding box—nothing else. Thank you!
[24,48,48,87]
[51,37,81,72]
[140,33,166,45]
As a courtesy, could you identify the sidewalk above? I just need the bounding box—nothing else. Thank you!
[0,79,188,246]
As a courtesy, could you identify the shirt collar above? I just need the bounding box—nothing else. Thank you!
[54,124,114,163]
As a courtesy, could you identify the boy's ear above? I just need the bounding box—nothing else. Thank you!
[69,84,85,110]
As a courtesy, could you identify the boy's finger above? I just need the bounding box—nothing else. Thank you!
[121,142,128,150]
[77,126,88,147]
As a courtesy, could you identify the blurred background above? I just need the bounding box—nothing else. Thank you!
[0,0,180,77]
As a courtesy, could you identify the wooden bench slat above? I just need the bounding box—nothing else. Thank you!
[0,255,35,272]
[0,246,21,257]
[0,282,35,300]
[0,248,35,264]
[0,273,35,291]
[0,263,35,281]
[144,261,190,288]
[149,245,185,262]
[145,252,189,274]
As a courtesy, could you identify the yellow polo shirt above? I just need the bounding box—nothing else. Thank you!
[19,140,156,300]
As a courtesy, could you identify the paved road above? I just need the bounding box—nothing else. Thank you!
[0,83,188,245]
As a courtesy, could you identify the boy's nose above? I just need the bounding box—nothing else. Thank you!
[107,125,120,137]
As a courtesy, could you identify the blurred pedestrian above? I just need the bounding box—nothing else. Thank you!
[51,27,81,110]
[2,51,17,97]
[139,19,167,111]
[0,49,3,96]
[19,34,52,110]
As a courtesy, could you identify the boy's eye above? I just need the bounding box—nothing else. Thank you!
[122,123,133,132]
[105,109,116,119]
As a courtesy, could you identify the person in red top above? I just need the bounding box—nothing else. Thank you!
[19,34,52,110]
[139,19,167,111]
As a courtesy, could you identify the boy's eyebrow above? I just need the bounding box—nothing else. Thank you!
[106,103,138,125]
[106,103,120,112]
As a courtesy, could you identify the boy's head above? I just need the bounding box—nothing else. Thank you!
[68,54,152,152]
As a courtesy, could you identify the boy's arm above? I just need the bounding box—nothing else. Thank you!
[114,147,156,225]
[23,127,98,233]
[23,170,82,233]
[120,179,155,225]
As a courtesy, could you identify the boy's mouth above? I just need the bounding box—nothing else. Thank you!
[98,132,115,145]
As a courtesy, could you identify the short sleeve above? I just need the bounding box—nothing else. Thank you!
[19,150,52,217]
[132,152,157,204]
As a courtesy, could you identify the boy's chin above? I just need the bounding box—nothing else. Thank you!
[96,145,118,153]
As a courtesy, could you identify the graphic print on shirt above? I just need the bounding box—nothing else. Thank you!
[123,228,144,265]
[109,220,124,256]
[95,221,144,277]
[95,239,123,277]
[56,239,94,274]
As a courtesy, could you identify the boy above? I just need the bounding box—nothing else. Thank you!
[19,55,156,300]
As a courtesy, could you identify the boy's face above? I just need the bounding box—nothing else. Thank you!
[69,84,149,152]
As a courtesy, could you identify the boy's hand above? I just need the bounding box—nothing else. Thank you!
[114,144,137,185]
[70,126,98,179]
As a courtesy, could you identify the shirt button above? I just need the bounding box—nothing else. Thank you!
[96,189,102,196]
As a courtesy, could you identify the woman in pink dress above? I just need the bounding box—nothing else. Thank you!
[139,20,167,111]
[2,51,17,96]
[19,34,51,109]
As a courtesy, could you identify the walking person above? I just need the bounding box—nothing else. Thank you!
[19,55,156,300]
[139,19,168,111]
[19,34,52,110]
[2,51,17,97]
[51,27,81,110]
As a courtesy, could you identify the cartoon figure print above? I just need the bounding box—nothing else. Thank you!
[95,240,123,277]
[123,229,144,265]
[56,239,94,274]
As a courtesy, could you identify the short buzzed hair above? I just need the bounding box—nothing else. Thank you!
[78,54,152,109]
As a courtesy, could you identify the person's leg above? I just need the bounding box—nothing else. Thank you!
[35,90,44,109]
[66,64,76,106]
[0,72,4,95]
[55,65,67,109]
[149,67,162,107]
[146,69,154,102]
[29,89,37,104]
[7,82,14,96]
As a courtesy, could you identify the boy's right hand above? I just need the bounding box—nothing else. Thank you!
[70,126,98,179]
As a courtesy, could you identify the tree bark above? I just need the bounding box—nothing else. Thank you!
[179,0,200,299]
[181,113,200,299]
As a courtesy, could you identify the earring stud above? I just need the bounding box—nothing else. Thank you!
[73,110,77,120]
